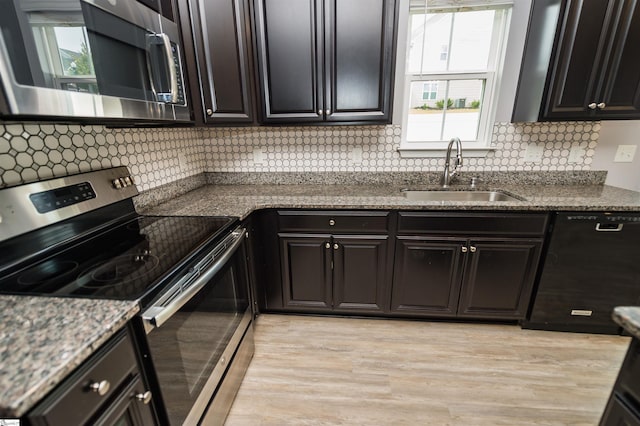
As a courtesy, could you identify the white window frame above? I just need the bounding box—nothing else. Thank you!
[398,2,512,157]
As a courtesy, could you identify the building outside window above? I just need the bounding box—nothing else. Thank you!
[422,81,438,100]
[400,0,513,152]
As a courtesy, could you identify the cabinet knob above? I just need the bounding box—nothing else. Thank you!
[206,108,213,116]
[461,246,468,253]
[597,102,606,109]
[329,219,335,226]
[326,109,331,115]
[318,109,323,115]
[325,242,331,249]
[135,390,153,405]
[334,243,339,250]
[89,380,110,396]
[588,103,597,110]
[470,246,477,253]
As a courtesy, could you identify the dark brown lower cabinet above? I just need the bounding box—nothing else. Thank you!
[600,338,640,425]
[457,239,543,319]
[391,237,543,320]
[280,234,332,310]
[391,238,465,316]
[279,233,389,314]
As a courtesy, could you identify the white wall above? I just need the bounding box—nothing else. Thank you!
[591,121,640,191]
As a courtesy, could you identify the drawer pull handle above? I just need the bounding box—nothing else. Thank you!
[329,219,335,226]
[89,380,110,396]
[136,390,153,405]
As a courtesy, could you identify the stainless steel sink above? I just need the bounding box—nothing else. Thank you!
[401,190,525,202]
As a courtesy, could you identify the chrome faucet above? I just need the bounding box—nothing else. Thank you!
[441,137,463,188]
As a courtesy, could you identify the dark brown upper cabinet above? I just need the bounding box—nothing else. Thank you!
[252,0,398,124]
[513,0,640,122]
[177,0,256,124]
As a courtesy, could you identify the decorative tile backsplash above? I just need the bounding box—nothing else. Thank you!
[0,121,600,190]
[202,122,600,173]
[0,123,206,191]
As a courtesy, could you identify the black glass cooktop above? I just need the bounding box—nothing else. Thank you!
[0,215,237,304]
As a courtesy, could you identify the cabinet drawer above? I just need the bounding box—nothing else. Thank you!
[397,212,548,236]
[28,329,138,425]
[278,210,390,233]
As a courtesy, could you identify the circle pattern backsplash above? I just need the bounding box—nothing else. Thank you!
[0,122,600,190]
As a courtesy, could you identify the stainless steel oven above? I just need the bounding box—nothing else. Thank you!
[0,0,189,121]
[140,227,253,425]
[0,167,254,425]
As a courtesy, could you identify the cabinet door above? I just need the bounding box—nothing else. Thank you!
[600,396,640,426]
[542,0,614,120]
[333,235,389,313]
[279,233,332,311]
[324,0,396,122]
[253,0,324,122]
[390,237,466,317]
[180,0,254,123]
[596,0,640,118]
[457,239,542,320]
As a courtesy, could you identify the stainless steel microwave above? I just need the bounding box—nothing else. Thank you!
[0,0,190,122]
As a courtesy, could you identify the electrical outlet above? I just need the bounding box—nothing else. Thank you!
[524,144,544,163]
[614,145,637,163]
[350,147,363,164]
[178,153,187,171]
[568,146,585,163]
[253,148,265,164]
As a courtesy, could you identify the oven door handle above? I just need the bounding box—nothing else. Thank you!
[141,228,246,331]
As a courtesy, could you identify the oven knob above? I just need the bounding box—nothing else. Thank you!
[112,179,122,189]
[123,176,133,186]
[135,390,153,405]
[89,380,111,396]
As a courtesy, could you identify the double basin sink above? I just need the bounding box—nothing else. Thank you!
[401,189,525,202]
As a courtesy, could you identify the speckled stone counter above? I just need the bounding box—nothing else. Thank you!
[140,182,640,218]
[0,296,139,417]
[613,307,640,340]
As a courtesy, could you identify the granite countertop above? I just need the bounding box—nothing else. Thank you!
[613,307,640,340]
[0,296,139,417]
[141,182,640,218]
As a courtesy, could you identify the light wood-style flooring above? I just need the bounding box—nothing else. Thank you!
[224,314,630,425]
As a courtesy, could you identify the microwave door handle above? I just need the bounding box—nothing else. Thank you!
[159,33,178,103]
[145,35,159,100]
[141,228,246,331]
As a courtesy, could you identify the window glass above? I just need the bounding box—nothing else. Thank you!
[401,4,510,149]
[407,79,484,142]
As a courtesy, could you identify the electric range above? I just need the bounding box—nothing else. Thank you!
[0,167,254,425]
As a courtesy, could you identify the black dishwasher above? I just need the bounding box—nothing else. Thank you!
[525,212,640,334]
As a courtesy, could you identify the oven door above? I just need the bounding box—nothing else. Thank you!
[0,0,188,121]
[141,228,251,425]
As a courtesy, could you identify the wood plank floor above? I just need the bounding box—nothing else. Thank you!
[224,314,630,425]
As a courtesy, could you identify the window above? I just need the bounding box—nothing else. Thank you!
[29,12,98,93]
[400,1,512,153]
[422,82,438,100]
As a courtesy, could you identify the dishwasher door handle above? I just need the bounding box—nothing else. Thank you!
[595,223,623,232]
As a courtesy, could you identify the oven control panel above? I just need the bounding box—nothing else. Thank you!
[29,182,96,213]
